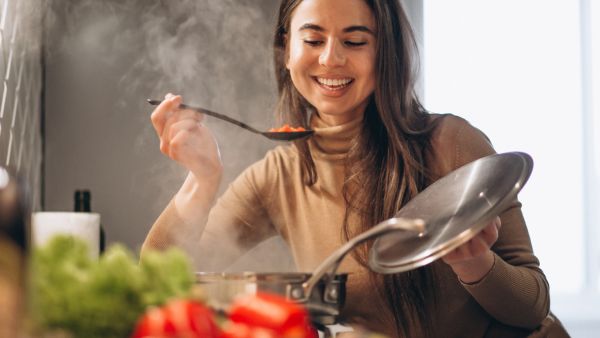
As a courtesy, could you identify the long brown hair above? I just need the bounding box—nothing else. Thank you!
[273,1,438,337]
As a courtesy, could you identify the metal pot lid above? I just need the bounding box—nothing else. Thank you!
[368,152,533,274]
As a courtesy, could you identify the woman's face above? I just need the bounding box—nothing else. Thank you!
[286,0,376,126]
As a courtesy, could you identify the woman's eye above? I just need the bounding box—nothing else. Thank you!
[345,41,367,47]
[303,40,323,46]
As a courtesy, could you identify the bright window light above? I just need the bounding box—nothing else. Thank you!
[423,0,585,298]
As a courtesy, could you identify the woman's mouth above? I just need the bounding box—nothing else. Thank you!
[313,77,354,92]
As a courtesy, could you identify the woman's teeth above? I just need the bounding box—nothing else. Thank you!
[316,77,353,89]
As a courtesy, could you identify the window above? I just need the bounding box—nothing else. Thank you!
[423,0,600,331]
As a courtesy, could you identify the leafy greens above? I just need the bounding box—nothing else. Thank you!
[29,235,194,338]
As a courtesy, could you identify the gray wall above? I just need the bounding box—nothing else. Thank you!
[43,0,291,270]
[43,0,422,270]
[0,0,43,210]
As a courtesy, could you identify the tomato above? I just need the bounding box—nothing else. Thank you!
[132,299,220,338]
[226,293,318,338]
[220,322,278,338]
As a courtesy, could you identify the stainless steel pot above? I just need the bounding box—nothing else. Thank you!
[196,218,425,326]
[196,272,347,325]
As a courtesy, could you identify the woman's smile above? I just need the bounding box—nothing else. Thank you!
[312,76,355,96]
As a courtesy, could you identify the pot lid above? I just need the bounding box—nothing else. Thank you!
[368,152,533,274]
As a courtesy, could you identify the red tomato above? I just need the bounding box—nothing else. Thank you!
[131,299,221,338]
[227,293,317,338]
[220,322,278,338]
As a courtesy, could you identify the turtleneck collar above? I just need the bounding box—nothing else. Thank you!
[308,113,363,160]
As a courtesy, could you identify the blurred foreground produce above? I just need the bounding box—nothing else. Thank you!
[131,299,221,338]
[30,236,320,338]
[221,293,318,338]
[29,235,194,338]
[131,292,318,338]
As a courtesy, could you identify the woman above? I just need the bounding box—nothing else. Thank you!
[142,0,567,337]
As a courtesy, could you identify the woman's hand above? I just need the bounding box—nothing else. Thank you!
[442,216,501,284]
[143,94,224,256]
[150,93,223,180]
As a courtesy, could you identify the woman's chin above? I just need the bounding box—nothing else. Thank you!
[314,107,364,125]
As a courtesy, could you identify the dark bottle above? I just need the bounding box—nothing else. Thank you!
[0,166,29,337]
[74,190,105,253]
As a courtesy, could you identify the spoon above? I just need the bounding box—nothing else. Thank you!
[147,99,314,141]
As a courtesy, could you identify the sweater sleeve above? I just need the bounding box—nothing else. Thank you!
[204,151,280,253]
[428,115,550,329]
[142,151,278,271]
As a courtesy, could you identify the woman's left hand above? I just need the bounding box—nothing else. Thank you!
[442,216,501,284]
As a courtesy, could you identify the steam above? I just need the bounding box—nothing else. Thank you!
[41,0,295,272]
[44,0,279,124]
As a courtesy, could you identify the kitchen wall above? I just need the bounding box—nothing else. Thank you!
[43,0,422,271]
[0,0,43,211]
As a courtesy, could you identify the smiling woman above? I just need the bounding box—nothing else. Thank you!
[284,0,377,125]
[142,0,568,337]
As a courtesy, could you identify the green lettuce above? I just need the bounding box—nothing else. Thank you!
[29,235,194,338]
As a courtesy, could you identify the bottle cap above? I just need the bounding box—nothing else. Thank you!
[75,190,91,200]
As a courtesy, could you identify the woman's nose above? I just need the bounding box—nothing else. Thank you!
[319,39,346,67]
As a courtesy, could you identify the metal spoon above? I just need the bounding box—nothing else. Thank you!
[147,99,314,141]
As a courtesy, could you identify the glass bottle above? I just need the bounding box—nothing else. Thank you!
[74,190,105,253]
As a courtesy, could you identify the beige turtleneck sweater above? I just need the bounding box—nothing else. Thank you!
[142,114,564,337]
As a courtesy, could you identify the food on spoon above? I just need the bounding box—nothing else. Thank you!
[269,124,307,133]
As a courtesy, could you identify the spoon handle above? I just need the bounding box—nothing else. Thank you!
[147,99,261,134]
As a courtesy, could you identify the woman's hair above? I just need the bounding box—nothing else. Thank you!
[273,1,438,337]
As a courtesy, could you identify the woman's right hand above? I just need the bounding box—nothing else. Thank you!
[150,93,223,180]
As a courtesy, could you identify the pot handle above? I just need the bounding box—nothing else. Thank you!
[297,217,425,302]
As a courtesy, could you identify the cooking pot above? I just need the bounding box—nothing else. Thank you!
[196,217,425,326]
[196,152,534,327]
